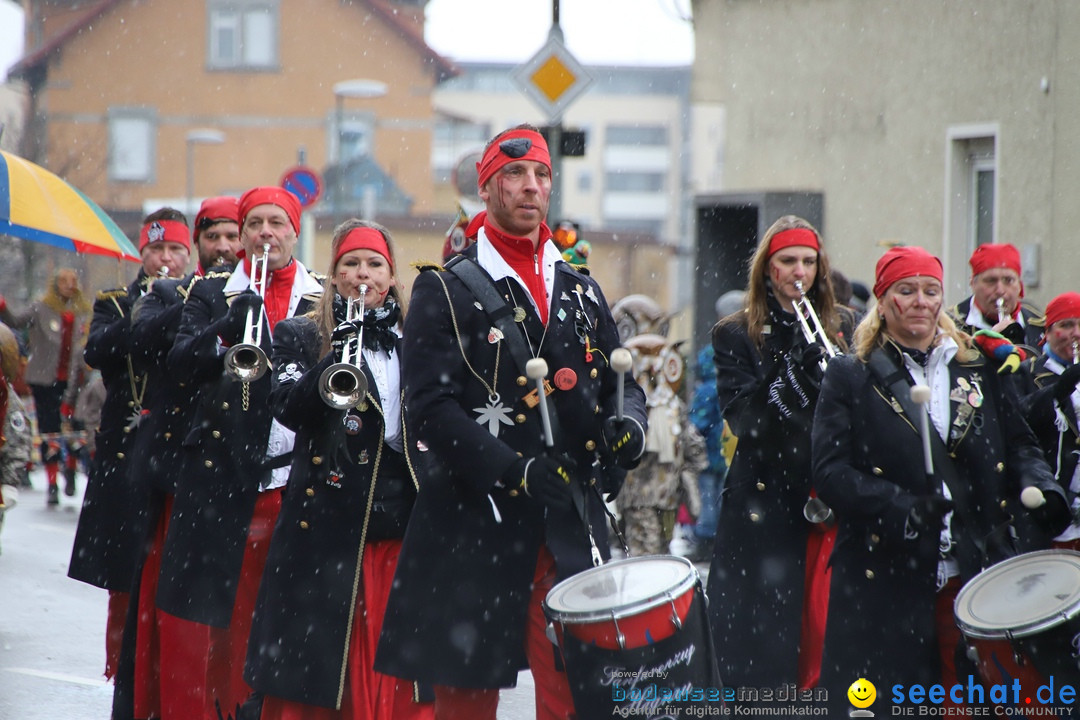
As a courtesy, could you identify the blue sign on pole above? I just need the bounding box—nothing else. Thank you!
[280,166,323,208]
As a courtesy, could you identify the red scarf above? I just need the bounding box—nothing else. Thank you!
[484,217,553,325]
[57,311,75,382]
[243,257,297,332]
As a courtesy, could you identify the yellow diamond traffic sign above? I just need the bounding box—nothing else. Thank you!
[512,33,593,122]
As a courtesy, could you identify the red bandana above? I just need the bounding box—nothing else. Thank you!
[476,129,551,189]
[873,246,943,299]
[139,219,191,252]
[1046,292,1080,329]
[334,227,392,271]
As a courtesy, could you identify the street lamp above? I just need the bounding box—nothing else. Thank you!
[332,79,388,221]
[185,128,226,215]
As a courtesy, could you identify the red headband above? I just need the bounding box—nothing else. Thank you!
[767,228,820,256]
[238,186,302,235]
[969,243,1021,277]
[1046,292,1080,329]
[873,246,943,299]
[476,129,551,189]
[139,219,190,252]
[334,227,392,271]
[195,196,239,238]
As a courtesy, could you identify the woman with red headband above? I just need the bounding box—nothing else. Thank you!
[812,246,1066,711]
[244,220,432,720]
[705,215,850,696]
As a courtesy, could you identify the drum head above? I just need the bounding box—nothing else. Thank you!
[544,556,697,624]
[955,550,1080,639]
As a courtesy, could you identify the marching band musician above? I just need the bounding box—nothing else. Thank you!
[1020,291,1080,550]
[812,246,1067,709]
[155,187,322,719]
[116,197,241,720]
[69,208,191,682]
[245,220,432,720]
[375,124,647,720]
[706,215,851,692]
[950,243,1044,352]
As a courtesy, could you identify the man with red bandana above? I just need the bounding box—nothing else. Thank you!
[949,243,1044,352]
[68,208,191,683]
[1020,291,1080,551]
[376,125,648,719]
[110,196,243,720]
[155,187,322,719]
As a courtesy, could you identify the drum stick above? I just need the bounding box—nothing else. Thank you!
[526,358,554,448]
[1021,486,1046,509]
[910,385,934,476]
[610,348,633,421]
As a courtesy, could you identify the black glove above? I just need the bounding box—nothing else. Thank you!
[503,454,577,510]
[330,320,362,355]
[220,292,263,345]
[602,417,645,469]
[1029,488,1072,535]
[908,495,954,534]
[1054,363,1080,402]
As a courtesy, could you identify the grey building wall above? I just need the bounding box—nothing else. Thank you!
[691,0,1079,306]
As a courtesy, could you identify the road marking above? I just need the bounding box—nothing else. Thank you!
[4,667,109,687]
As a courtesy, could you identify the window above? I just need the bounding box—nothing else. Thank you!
[208,0,279,70]
[945,127,998,294]
[606,125,668,147]
[108,109,155,183]
[605,172,665,193]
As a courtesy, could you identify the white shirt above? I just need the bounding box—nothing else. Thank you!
[362,328,403,452]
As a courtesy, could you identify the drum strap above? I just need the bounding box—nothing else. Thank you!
[867,350,989,564]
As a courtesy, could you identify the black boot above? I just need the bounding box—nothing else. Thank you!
[63,466,77,497]
[47,483,60,506]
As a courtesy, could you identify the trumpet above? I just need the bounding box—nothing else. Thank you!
[320,285,370,409]
[1073,340,1078,365]
[793,280,839,371]
[995,297,1006,325]
[224,243,271,383]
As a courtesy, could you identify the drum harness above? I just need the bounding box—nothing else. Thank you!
[445,255,630,565]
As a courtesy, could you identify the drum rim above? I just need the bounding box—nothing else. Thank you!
[543,555,699,624]
[954,549,1080,639]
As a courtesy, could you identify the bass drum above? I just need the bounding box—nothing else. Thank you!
[954,550,1080,687]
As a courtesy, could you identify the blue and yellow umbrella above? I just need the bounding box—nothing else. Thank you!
[0,150,139,262]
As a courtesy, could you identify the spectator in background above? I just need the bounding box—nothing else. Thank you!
[685,289,745,562]
[0,267,91,504]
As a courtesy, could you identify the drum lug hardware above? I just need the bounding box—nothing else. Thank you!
[965,644,979,663]
[545,622,559,646]
[1005,630,1027,667]
[667,592,683,631]
[611,613,626,650]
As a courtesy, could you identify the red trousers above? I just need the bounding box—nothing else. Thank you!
[260,540,434,720]
[134,496,214,720]
[207,488,282,719]
[797,522,836,689]
[106,590,130,680]
[433,546,575,720]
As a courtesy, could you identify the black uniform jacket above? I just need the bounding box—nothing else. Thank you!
[812,342,1063,702]
[69,272,153,590]
[127,274,198,498]
[155,264,322,627]
[705,305,828,687]
[245,316,416,709]
[1021,355,1080,530]
[375,249,646,689]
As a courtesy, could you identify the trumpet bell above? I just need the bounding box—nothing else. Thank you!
[224,343,269,383]
[320,363,369,409]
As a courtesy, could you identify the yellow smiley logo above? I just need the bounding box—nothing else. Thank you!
[847,678,876,709]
